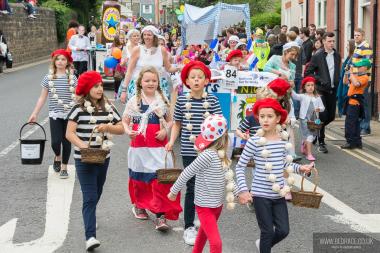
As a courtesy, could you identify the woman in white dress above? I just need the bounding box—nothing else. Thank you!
[120,25,180,103]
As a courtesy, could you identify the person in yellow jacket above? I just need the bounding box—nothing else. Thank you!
[253,34,270,71]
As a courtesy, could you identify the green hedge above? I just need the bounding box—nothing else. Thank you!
[42,0,75,43]
[251,12,281,30]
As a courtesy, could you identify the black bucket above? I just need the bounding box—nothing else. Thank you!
[19,122,46,165]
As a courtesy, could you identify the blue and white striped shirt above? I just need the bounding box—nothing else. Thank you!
[235,136,301,199]
[170,149,226,208]
[173,94,222,157]
[237,115,260,137]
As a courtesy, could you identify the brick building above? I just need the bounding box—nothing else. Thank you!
[281,0,380,120]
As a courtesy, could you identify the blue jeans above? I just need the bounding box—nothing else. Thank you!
[254,197,290,253]
[75,158,110,240]
[182,156,196,229]
[292,77,302,118]
[360,87,371,134]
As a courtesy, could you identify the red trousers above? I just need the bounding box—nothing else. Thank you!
[192,205,223,253]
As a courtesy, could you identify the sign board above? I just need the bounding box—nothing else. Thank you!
[21,144,40,159]
[223,65,239,89]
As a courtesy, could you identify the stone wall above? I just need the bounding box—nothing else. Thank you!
[0,3,58,67]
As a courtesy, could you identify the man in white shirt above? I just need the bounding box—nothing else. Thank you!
[69,25,91,77]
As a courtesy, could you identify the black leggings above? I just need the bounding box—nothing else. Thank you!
[49,118,71,164]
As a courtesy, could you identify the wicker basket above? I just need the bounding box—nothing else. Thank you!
[80,128,109,164]
[157,151,182,184]
[307,121,323,131]
[291,168,323,209]
[307,112,323,131]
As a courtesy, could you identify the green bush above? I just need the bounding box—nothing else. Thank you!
[251,12,281,30]
[42,0,76,42]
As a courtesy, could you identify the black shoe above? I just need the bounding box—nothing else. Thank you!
[356,144,363,149]
[340,143,355,149]
[53,159,61,173]
[59,170,69,179]
[318,143,328,153]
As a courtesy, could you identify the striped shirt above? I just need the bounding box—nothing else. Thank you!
[67,104,121,160]
[235,136,301,199]
[41,74,78,119]
[351,41,373,81]
[237,115,260,137]
[173,94,222,157]
[170,149,225,208]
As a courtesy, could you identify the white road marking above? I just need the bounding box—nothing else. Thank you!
[293,174,380,233]
[337,147,379,168]
[0,117,49,158]
[0,165,76,253]
[325,133,380,168]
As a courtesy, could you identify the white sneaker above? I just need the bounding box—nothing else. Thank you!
[183,226,197,246]
[86,237,100,251]
[255,239,260,252]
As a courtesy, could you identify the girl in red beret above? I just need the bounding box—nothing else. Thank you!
[66,71,125,251]
[224,49,244,70]
[165,60,222,245]
[122,66,182,231]
[28,49,77,179]
[292,76,325,161]
[235,98,313,253]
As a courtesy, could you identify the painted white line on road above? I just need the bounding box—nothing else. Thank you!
[0,165,76,253]
[293,174,380,233]
[0,117,49,158]
[326,133,380,168]
[336,147,379,168]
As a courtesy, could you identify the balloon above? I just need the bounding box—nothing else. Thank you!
[180,5,185,13]
[112,48,122,60]
[104,57,118,69]
[177,14,184,22]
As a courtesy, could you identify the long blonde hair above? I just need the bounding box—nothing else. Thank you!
[207,133,231,167]
[135,66,170,111]
[50,55,73,78]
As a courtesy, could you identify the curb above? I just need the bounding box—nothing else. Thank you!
[327,126,380,154]
[1,57,50,74]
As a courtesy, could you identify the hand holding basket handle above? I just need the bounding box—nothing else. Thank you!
[80,127,109,164]
[157,151,182,184]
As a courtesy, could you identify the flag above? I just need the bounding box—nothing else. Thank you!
[246,38,253,52]
[247,53,258,70]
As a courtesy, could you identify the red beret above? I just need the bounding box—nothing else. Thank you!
[76,71,103,96]
[226,50,243,62]
[301,76,316,88]
[181,61,211,89]
[267,78,291,97]
[51,49,73,63]
[253,98,288,124]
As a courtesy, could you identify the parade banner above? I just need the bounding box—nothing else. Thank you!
[102,1,121,44]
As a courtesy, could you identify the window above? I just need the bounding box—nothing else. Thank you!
[315,0,326,28]
[142,5,152,14]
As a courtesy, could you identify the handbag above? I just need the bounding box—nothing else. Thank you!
[156,151,182,184]
[6,52,13,69]
[0,36,7,57]
[114,63,126,82]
